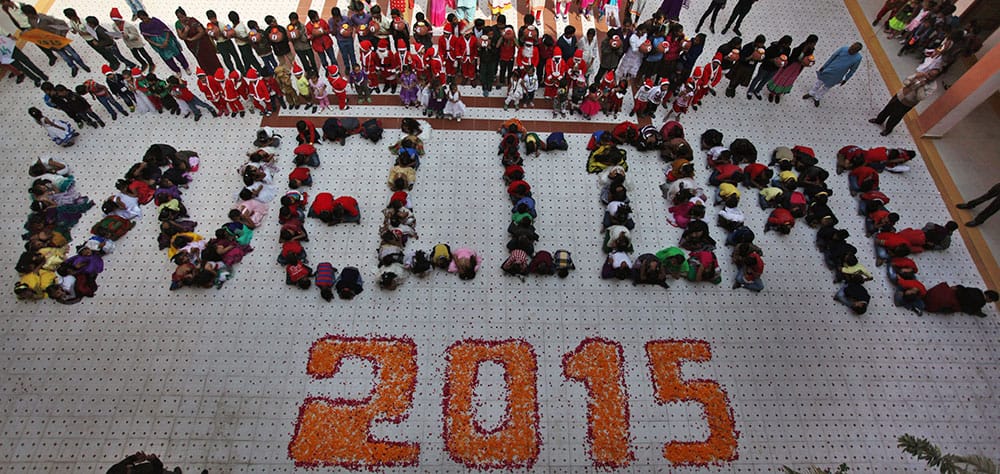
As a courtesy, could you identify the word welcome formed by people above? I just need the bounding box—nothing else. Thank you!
[288,336,738,469]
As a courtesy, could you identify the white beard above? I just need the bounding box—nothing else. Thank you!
[523,47,533,58]
[377,49,389,59]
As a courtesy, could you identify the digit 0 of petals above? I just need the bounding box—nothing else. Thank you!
[645,339,739,466]
[288,335,420,469]
[562,337,634,468]
[442,339,541,469]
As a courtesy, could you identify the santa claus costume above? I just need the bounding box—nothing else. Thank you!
[543,47,567,98]
[196,67,227,116]
[223,69,246,117]
[438,23,464,77]
[358,40,380,92]
[515,41,539,70]
[327,65,350,110]
[246,68,271,115]
[424,46,446,85]
[459,27,479,84]
[690,66,710,110]
[376,38,401,93]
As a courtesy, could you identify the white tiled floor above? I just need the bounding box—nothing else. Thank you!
[1,0,998,472]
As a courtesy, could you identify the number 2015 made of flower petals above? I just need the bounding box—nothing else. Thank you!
[289,336,736,469]
[287,336,420,469]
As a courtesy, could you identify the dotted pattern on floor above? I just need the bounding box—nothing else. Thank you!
[1,0,998,471]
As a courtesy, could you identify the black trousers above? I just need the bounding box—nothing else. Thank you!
[216,40,245,73]
[295,48,318,75]
[723,3,752,31]
[697,2,724,30]
[964,183,1000,225]
[873,96,913,133]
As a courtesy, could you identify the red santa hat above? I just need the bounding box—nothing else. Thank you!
[326,64,339,77]
[195,67,206,76]
[659,78,670,86]
[552,47,562,57]
[377,38,389,50]
[292,62,303,75]
[359,40,372,51]
[228,70,240,79]
[691,66,703,78]
[396,38,407,50]
[443,22,453,35]
[101,64,113,75]
[109,7,123,21]
[424,46,436,58]
[603,70,615,83]
[644,78,654,87]
[245,68,259,80]
[131,66,143,76]
[573,49,583,59]
[214,68,225,81]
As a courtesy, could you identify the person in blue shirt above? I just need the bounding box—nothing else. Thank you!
[803,42,863,107]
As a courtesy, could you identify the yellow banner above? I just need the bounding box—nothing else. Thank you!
[18,28,71,49]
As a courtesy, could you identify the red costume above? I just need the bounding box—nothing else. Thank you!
[460,33,478,81]
[197,67,227,114]
[515,42,538,69]
[359,40,379,89]
[222,69,245,114]
[543,48,567,98]
[425,47,445,84]
[376,39,401,88]
[327,65,349,110]
[438,23,463,76]
[246,68,269,114]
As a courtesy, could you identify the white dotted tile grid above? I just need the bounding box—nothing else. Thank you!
[1,0,998,472]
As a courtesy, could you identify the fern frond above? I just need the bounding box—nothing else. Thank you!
[898,434,944,467]
[781,466,801,474]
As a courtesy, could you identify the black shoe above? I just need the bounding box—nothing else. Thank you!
[802,94,812,100]
[754,93,762,100]
[746,93,752,100]
[868,118,881,124]
[966,220,980,227]
[774,94,781,103]
[956,202,972,209]
[813,99,820,107]
[240,111,245,117]
[194,114,202,121]
[732,281,741,289]
[81,65,91,72]
[230,112,237,117]
[721,28,728,34]
[15,75,25,84]
[710,26,715,34]
[70,68,79,78]
[48,57,57,66]
[880,129,891,136]
[733,28,742,36]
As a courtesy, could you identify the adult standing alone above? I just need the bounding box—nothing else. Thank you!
[803,41,862,107]
[868,68,938,136]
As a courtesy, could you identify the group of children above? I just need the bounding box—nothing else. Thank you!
[837,145,997,316]
[273,127,366,300]
[497,118,576,278]
[15,159,96,302]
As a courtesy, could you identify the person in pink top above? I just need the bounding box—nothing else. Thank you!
[448,247,481,280]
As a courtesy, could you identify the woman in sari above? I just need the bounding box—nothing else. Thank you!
[137,10,191,75]
[173,8,223,75]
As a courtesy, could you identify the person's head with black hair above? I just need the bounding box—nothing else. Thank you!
[700,129,723,150]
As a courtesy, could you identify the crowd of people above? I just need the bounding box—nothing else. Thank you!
[497,118,577,277]
[0,0,863,132]
[838,145,998,316]
[15,158,95,301]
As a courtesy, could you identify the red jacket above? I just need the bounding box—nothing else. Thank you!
[333,196,360,216]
